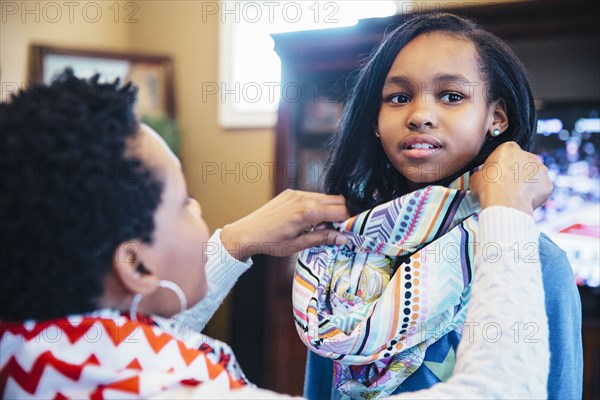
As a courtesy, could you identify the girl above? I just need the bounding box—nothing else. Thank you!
[293,13,582,400]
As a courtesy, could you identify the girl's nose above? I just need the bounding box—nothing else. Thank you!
[406,96,437,131]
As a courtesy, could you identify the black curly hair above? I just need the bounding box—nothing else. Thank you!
[0,69,163,321]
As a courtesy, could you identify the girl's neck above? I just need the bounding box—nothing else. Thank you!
[406,181,427,192]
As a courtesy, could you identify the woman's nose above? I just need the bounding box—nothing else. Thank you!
[188,197,202,216]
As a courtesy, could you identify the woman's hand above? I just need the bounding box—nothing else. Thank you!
[220,189,350,260]
[469,142,553,215]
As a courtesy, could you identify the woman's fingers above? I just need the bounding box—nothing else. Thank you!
[471,141,553,214]
[287,229,349,256]
[221,190,350,259]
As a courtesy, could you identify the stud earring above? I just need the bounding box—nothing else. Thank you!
[375,130,380,138]
[490,128,501,137]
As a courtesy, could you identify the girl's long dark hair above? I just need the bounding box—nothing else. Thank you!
[324,13,537,215]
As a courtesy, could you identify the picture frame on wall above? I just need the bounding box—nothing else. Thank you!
[29,44,176,120]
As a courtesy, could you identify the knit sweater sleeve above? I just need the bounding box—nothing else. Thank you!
[393,206,550,399]
[169,229,253,334]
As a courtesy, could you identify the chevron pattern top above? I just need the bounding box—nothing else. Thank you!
[0,309,248,398]
[293,172,480,399]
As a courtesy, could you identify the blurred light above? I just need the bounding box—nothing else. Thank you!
[537,118,563,135]
[583,142,596,155]
[575,118,600,133]
[558,129,570,141]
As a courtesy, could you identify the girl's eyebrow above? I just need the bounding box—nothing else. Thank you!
[384,73,471,87]
[384,75,412,87]
[433,73,471,86]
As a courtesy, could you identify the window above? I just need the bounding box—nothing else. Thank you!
[217,1,397,128]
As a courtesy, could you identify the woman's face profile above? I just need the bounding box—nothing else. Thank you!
[129,124,210,316]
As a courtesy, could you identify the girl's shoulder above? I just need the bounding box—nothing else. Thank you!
[538,233,581,310]
[538,232,570,270]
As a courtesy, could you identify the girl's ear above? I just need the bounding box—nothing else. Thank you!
[490,99,509,133]
[112,240,158,296]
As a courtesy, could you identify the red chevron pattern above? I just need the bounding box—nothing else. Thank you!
[0,352,99,394]
[89,376,139,399]
[0,311,249,398]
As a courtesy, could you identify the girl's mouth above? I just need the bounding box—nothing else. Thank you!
[404,143,440,150]
[402,145,441,159]
[401,136,443,159]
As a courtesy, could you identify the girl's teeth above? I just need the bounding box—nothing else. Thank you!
[409,143,435,149]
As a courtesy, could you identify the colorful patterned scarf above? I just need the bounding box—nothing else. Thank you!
[293,172,480,399]
[0,309,248,398]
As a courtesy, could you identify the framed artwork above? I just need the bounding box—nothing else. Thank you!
[29,44,176,119]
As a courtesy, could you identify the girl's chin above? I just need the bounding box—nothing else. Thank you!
[403,174,445,188]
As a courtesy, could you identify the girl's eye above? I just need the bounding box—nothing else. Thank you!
[440,92,464,103]
[389,94,411,104]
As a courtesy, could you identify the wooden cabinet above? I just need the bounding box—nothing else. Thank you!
[228,1,598,395]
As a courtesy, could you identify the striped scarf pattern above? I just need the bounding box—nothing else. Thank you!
[293,173,480,399]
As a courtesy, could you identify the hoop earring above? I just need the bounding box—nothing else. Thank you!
[129,280,188,321]
[490,128,501,137]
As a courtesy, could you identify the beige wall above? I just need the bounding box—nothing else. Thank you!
[0,0,131,89]
[0,0,275,235]
[127,1,274,232]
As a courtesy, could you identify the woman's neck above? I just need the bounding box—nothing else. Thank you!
[98,271,134,313]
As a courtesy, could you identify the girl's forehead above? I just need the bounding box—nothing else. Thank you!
[404,31,474,51]
[387,32,482,83]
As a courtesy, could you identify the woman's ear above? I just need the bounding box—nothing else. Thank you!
[490,99,509,133]
[113,240,158,296]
